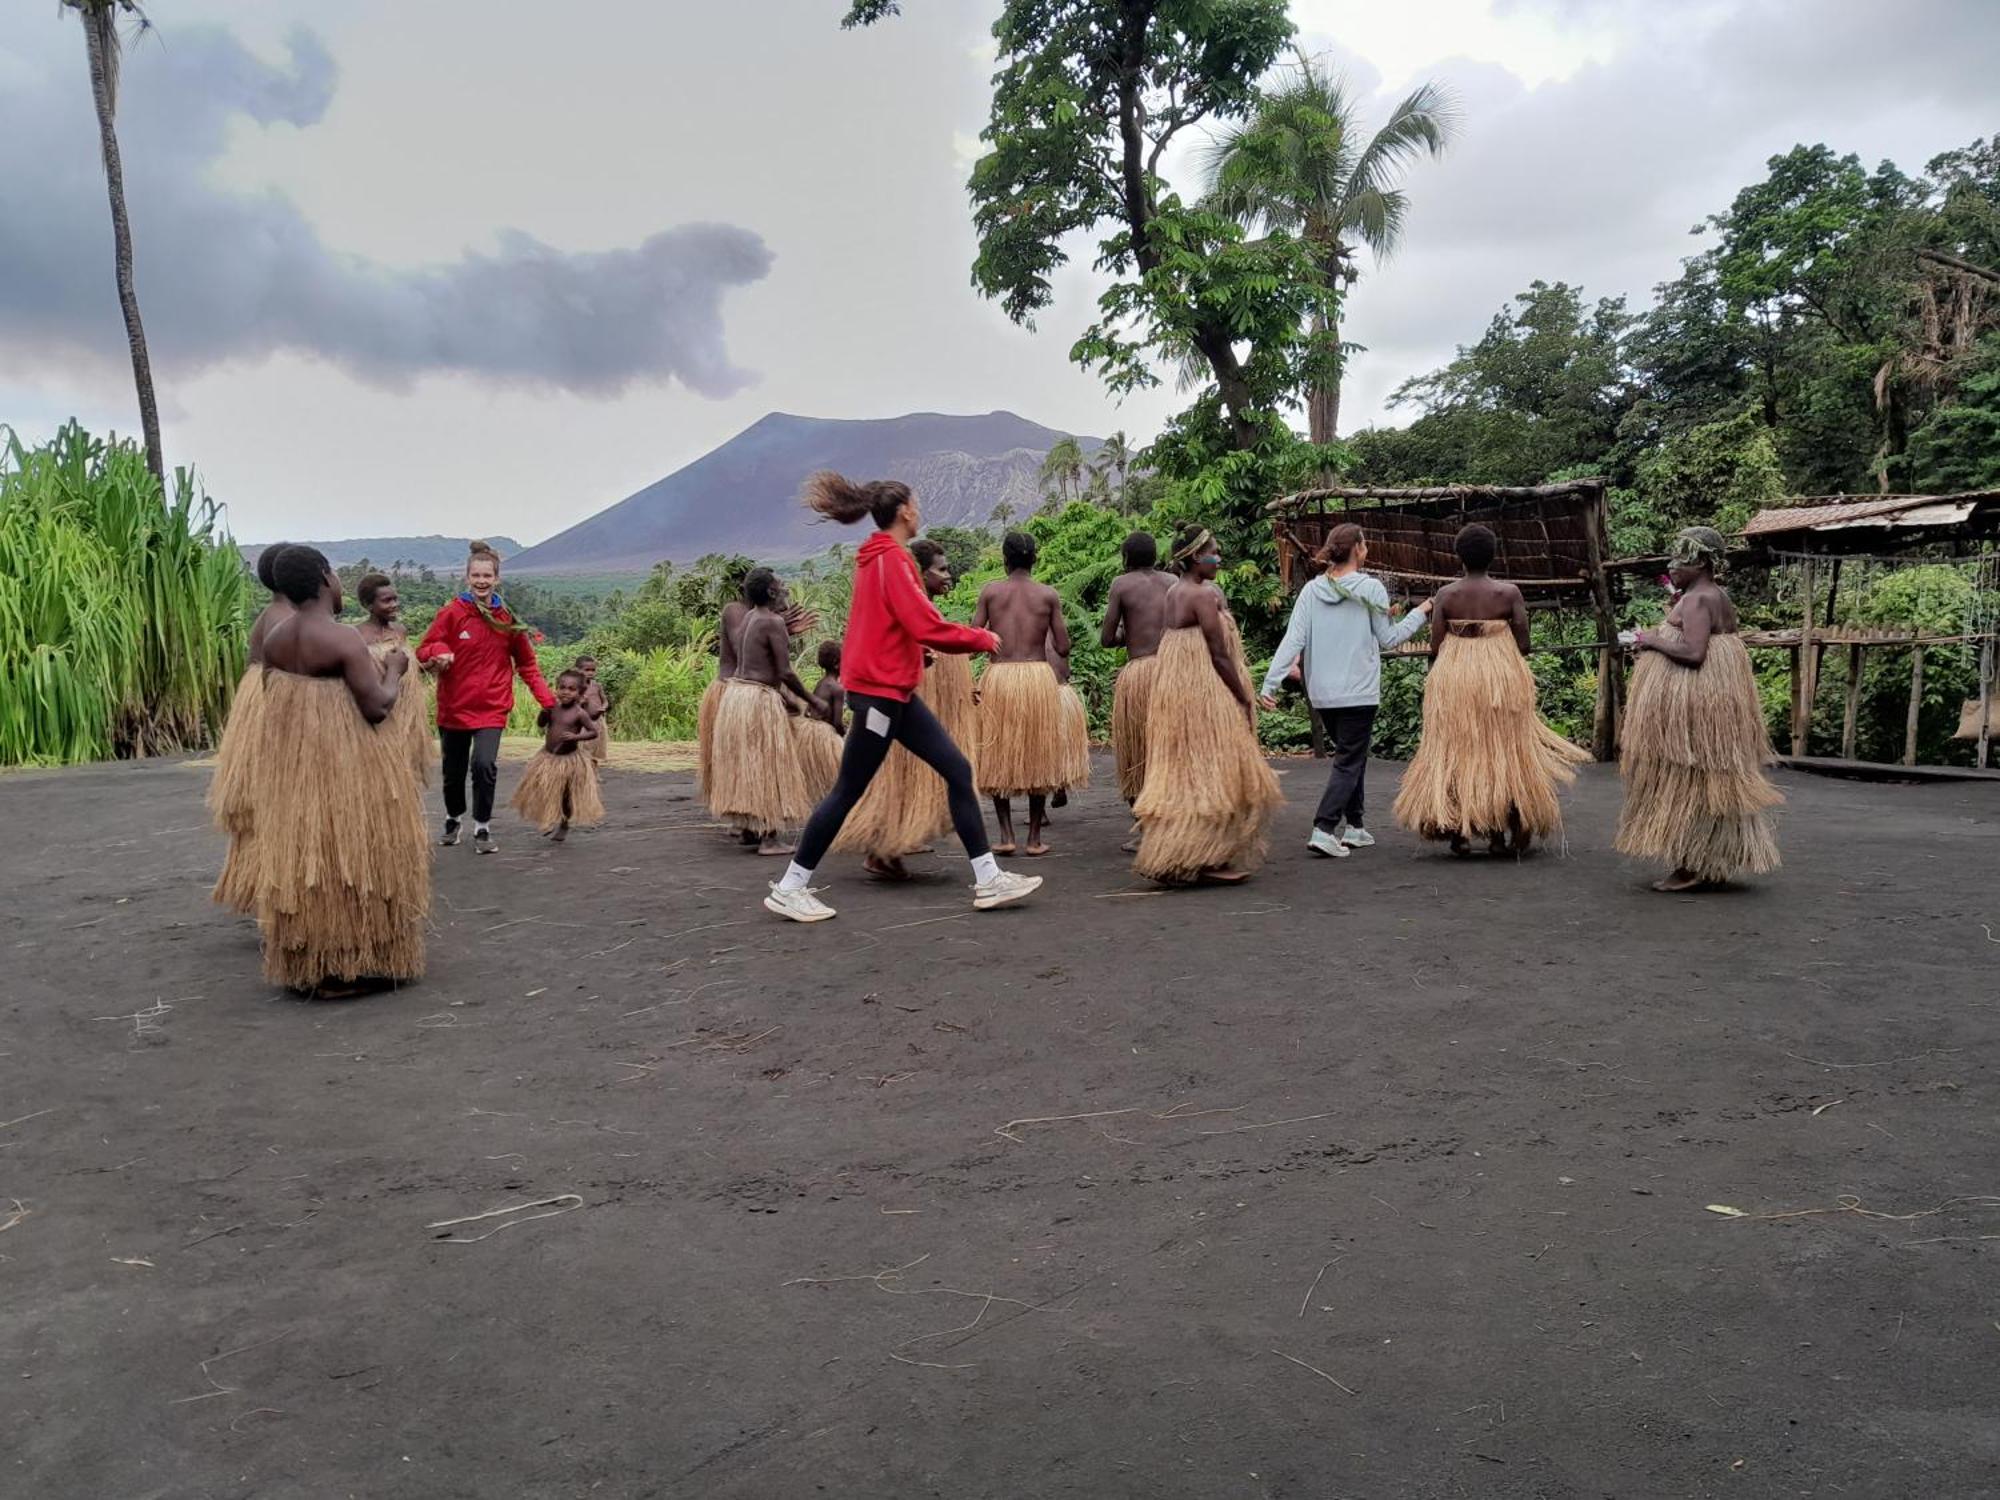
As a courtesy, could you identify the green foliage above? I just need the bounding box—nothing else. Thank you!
[0,422,249,766]
[1903,335,2000,491]
[1629,409,1788,548]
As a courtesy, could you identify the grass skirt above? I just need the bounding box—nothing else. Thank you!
[1058,684,1092,790]
[977,660,1072,796]
[369,641,434,789]
[511,748,605,832]
[696,677,725,802]
[251,672,429,990]
[208,664,268,913]
[834,653,978,859]
[1133,628,1282,882]
[1112,653,1160,804]
[1616,628,1782,881]
[1392,622,1589,841]
[707,679,811,833]
[793,715,844,803]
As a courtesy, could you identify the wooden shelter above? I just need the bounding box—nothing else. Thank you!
[1267,480,1630,759]
[1739,491,2000,770]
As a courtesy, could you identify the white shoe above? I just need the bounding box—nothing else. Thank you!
[1340,824,1376,848]
[1307,827,1351,858]
[973,870,1043,910]
[764,884,836,923]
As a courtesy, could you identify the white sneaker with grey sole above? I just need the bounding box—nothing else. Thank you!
[973,870,1043,910]
[765,884,836,922]
[1340,824,1376,848]
[1306,827,1351,858]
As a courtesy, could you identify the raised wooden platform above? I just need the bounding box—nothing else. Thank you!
[1777,755,2000,784]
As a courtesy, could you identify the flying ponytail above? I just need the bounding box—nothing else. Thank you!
[802,471,912,530]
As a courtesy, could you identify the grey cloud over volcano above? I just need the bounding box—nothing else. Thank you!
[0,23,771,397]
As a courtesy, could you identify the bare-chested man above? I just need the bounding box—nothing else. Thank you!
[1100,530,1175,841]
[973,531,1072,855]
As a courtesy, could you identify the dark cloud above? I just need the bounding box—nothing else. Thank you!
[0,21,771,396]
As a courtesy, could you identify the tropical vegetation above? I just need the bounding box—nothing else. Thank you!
[0,424,247,766]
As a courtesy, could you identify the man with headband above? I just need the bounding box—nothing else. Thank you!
[1616,525,1782,891]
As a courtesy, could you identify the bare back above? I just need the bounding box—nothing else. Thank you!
[717,600,749,678]
[975,574,1067,664]
[1432,575,1530,656]
[1100,569,1174,659]
[1163,579,1253,711]
[246,598,294,666]
[261,609,403,722]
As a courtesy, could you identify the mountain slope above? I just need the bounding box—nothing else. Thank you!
[240,535,523,572]
[508,411,1097,573]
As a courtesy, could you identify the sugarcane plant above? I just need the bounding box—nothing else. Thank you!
[0,422,248,766]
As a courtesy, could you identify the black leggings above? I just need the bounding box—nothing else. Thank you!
[440,727,503,823]
[796,690,989,869]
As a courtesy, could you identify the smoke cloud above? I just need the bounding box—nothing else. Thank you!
[0,22,772,397]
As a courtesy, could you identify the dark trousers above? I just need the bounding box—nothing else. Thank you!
[796,690,990,869]
[439,727,503,823]
[1312,705,1377,832]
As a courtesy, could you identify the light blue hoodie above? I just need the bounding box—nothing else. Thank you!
[1261,571,1427,710]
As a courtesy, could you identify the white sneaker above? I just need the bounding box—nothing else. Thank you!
[1340,824,1376,848]
[764,884,836,923]
[973,870,1043,910]
[1307,827,1351,858]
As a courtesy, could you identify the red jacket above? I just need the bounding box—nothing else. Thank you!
[415,596,555,730]
[843,533,997,700]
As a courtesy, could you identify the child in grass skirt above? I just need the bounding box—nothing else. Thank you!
[511,669,605,842]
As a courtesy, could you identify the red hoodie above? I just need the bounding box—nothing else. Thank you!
[843,533,997,701]
[415,596,556,730]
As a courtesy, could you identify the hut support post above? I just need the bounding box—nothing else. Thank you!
[1904,647,1924,767]
[1841,644,1864,759]
[1582,484,1619,762]
[1791,555,1817,757]
[1979,635,1995,771]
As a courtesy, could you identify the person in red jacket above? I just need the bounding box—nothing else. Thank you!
[763,473,1044,923]
[415,541,555,854]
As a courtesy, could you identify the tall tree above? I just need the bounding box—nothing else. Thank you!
[64,0,163,483]
[1092,429,1134,499]
[1202,53,1457,441]
[846,0,1331,459]
[1039,436,1087,506]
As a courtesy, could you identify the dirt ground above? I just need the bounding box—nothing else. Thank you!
[2,752,1996,1499]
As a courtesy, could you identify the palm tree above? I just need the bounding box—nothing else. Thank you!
[64,0,163,483]
[1038,436,1086,507]
[1203,54,1458,442]
[1091,430,1134,505]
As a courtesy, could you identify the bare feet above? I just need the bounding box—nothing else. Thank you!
[758,836,796,857]
[1197,866,1251,884]
[1509,828,1534,858]
[1051,788,1068,810]
[992,842,1017,856]
[736,829,760,846]
[550,820,569,844]
[301,976,394,1001]
[1651,868,1709,893]
[1025,841,1050,857]
[1450,834,1472,858]
[864,856,911,881]
[1488,831,1510,858]
[1120,837,1141,854]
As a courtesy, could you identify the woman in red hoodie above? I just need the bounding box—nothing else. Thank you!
[763,474,1043,923]
[415,541,555,854]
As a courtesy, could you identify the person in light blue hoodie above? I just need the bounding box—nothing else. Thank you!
[1260,523,1431,858]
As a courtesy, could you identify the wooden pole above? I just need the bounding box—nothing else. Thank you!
[1792,554,1816,757]
[1979,635,1995,771]
[1841,643,1864,759]
[1582,484,1619,762]
[1904,647,1924,767]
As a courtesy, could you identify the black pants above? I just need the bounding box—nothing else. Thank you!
[796,690,990,869]
[440,727,503,823]
[1312,705,1376,832]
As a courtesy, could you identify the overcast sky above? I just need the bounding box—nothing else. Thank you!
[2,0,1992,546]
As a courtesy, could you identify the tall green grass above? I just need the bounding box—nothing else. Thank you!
[0,422,249,766]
